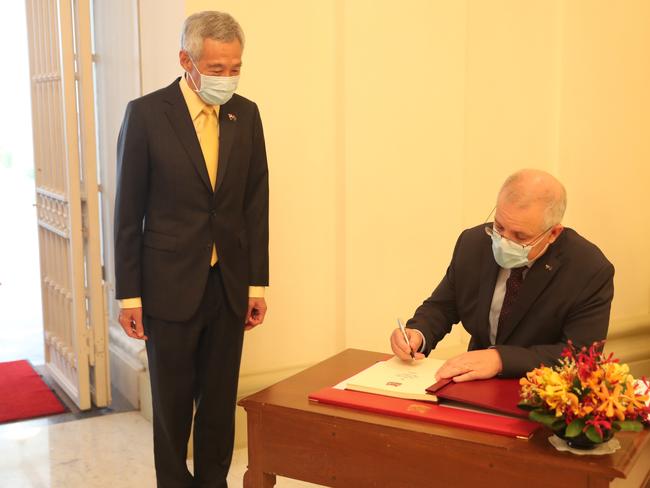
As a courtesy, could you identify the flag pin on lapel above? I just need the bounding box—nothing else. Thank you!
[545,264,553,271]
[227,113,237,121]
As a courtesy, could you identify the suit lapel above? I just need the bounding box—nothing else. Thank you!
[214,100,237,195]
[495,242,563,344]
[476,239,500,348]
[163,79,213,193]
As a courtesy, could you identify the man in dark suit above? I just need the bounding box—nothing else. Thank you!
[114,11,268,487]
[391,169,614,380]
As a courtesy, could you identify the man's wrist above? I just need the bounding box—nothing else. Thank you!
[410,328,426,352]
[488,346,504,375]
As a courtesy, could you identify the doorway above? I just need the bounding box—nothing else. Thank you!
[0,2,43,365]
[2,0,145,415]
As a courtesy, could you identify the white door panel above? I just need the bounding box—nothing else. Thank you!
[26,0,109,409]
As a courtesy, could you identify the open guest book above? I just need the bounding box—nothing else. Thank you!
[342,356,445,402]
[309,354,540,438]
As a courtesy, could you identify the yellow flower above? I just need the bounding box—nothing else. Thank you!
[520,342,649,432]
[536,369,572,416]
[621,379,649,415]
[520,367,555,399]
[593,383,627,421]
[602,362,630,384]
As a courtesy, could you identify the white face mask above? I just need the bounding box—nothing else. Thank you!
[488,227,551,269]
[490,232,532,269]
[187,58,239,106]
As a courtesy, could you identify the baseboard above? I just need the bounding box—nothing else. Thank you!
[109,342,145,409]
[606,314,650,377]
[607,314,650,341]
[626,358,650,378]
[138,370,153,422]
[133,357,313,451]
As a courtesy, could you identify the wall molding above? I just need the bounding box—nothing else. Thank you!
[605,314,650,376]
[607,314,650,341]
[108,318,147,408]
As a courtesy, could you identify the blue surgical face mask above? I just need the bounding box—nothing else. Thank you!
[187,58,239,106]
[490,232,532,269]
[487,227,551,269]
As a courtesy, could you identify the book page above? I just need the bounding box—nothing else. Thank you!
[340,356,445,402]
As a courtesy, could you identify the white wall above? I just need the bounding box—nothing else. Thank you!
[107,0,650,431]
[93,0,148,407]
[185,1,345,385]
[138,0,186,94]
[187,0,650,371]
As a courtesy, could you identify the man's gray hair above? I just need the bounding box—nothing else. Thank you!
[181,11,245,60]
[499,169,567,229]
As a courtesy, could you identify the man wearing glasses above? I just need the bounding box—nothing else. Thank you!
[390,169,614,380]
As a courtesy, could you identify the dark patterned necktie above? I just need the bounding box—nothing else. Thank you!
[498,266,526,328]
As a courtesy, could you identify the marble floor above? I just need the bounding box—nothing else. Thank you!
[0,412,323,487]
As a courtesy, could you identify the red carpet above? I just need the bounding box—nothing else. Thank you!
[0,360,67,423]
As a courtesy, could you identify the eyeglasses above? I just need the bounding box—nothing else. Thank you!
[484,225,552,251]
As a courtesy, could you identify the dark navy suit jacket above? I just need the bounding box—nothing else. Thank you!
[407,225,614,377]
[114,78,269,321]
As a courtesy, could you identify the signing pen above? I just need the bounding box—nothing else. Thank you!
[397,318,415,360]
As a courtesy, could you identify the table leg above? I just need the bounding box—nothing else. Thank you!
[242,408,277,488]
[243,469,276,488]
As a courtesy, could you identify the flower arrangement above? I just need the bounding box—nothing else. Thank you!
[519,341,650,448]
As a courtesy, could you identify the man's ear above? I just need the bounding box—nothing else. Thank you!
[548,224,564,244]
[179,50,192,73]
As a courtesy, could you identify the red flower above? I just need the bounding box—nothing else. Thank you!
[585,417,612,438]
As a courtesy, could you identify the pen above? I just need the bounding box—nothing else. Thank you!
[397,318,415,359]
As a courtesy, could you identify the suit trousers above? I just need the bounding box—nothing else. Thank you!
[144,265,245,488]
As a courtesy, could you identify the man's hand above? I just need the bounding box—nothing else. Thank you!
[118,307,147,340]
[245,297,267,331]
[390,328,425,361]
[435,349,502,382]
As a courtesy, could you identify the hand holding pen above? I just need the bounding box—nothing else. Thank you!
[397,318,415,359]
[390,318,424,361]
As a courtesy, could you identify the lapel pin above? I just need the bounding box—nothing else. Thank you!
[545,264,553,271]
[227,113,237,121]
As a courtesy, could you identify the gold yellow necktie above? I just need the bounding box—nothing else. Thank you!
[199,106,219,265]
[199,106,218,189]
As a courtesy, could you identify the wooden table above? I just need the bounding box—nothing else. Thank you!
[238,349,650,488]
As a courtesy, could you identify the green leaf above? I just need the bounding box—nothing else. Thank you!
[585,425,603,443]
[517,402,537,411]
[551,419,566,431]
[565,419,585,438]
[529,410,561,428]
[614,420,644,432]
